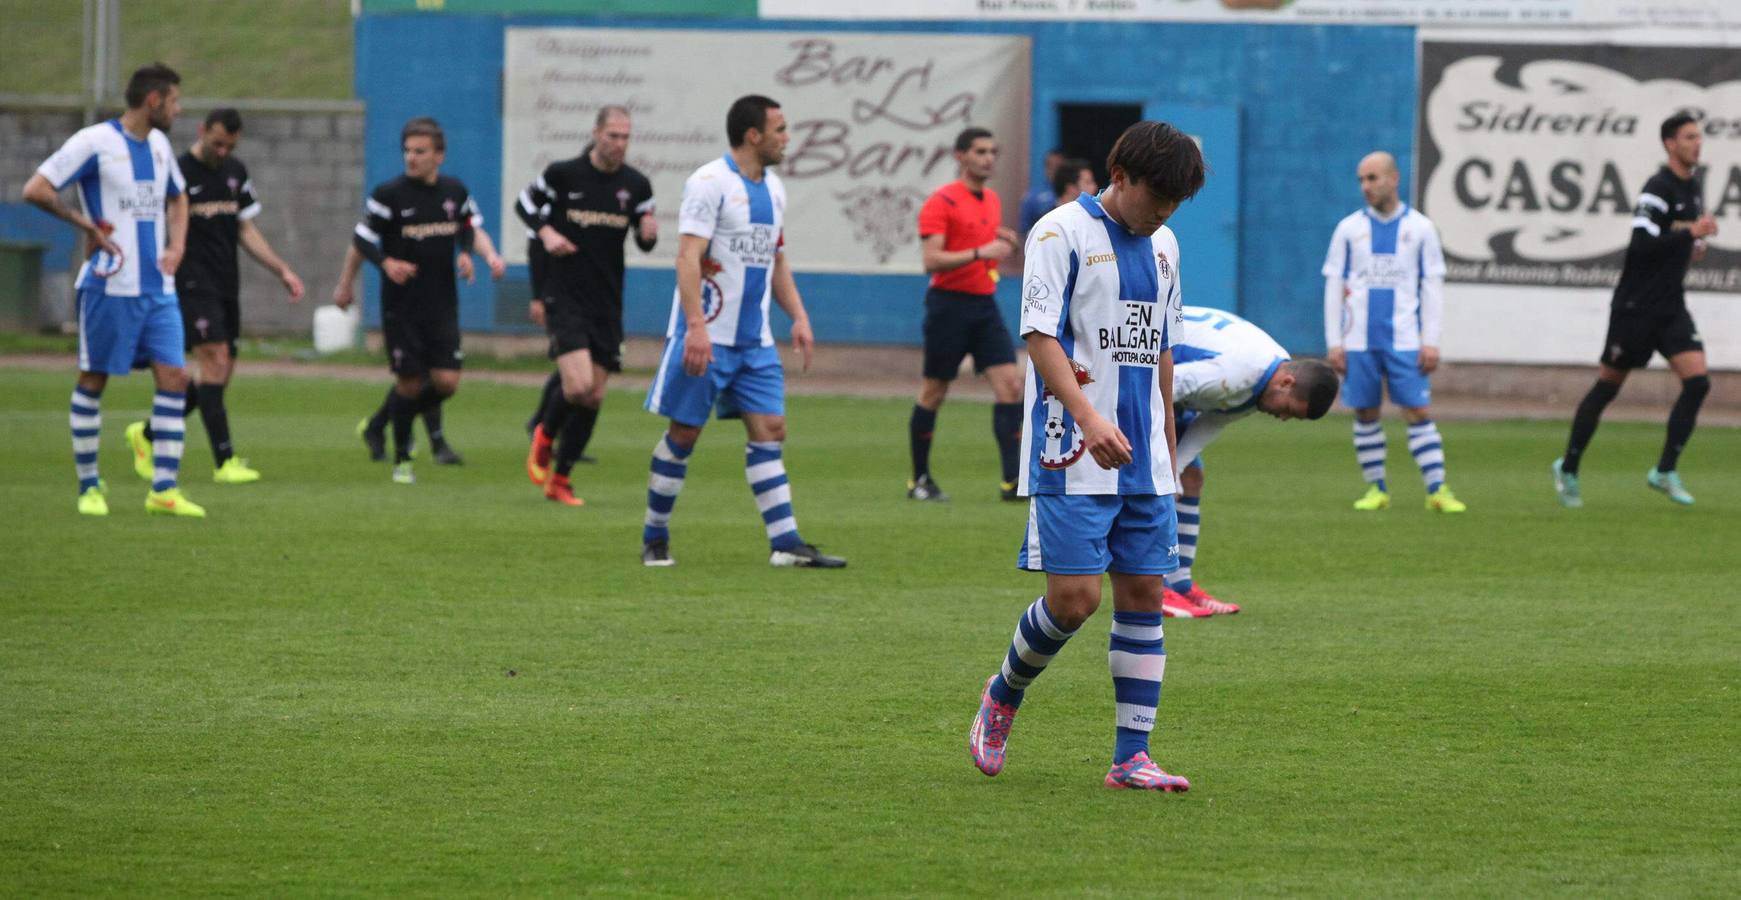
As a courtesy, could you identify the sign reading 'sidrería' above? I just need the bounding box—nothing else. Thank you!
[1417,42,1741,293]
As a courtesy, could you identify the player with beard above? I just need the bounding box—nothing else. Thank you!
[518,106,656,505]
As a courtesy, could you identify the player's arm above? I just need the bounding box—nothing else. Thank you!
[633,184,658,252]
[353,189,415,285]
[520,169,576,257]
[1630,187,1713,257]
[674,233,712,376]
[1021,223,1130,470]
[238,220,304,301]
[1158,346,1177,477]
[24,132,122,259]
[771,247,813,373]
[456,195,504,280]
[1322,223,1350,373]
[159,191,188,276]
[1173,412,1228,481]
[333,244,363,310]
[1417,223,1447,374]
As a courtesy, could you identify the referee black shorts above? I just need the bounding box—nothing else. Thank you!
[1600,306,1703,369]
[921,287,1016,381]
[180,289,240,354]
[383,308,463,376]
[544,286,623,372]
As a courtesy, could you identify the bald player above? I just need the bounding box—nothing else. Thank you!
[1322,151,1465,514]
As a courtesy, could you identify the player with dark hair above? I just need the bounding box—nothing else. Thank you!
[968,121,1204,791]
[640,94,844,568]
[518,105,656,505]
[336,117,505,483]
[24,62,206,517]
[1051,157,1097,208]
[133,107,304,486]
[1163,306,1340,617]
[907,126,1023,502]
[1018,148,1065,235]
[1554,112,1718,507]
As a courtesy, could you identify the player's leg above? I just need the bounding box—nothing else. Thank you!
[733,345,844,568]
[1649,338,1708,505]
[192,340,254,482]
[971,297,1024,500]
[529,371,563,436]
[1343,351,1389,509]
[387,372,426,482]
[541,348,598,506]
[1102,495,1188,790]
[640,336,720,565]
[910,291,967,500]
[70,289,123,513]
[140,294,205,517]
[554,315,622,475]
[420,320,465,464]
[1390,351,1461,512]
[1558,312,1646,505]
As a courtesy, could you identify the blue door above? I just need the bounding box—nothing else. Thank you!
[1141,103,1241,315]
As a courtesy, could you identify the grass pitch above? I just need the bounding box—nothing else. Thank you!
[1,367,1737,896]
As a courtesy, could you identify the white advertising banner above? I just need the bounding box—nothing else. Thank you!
[501,27,1030,273]
[1416,38,1741,368]
[759,0,1741,29]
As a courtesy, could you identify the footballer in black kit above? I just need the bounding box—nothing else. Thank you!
[335,116,505,482]
[162,107,304,484]
[516,106,657,505]
[1555,112,1719,508]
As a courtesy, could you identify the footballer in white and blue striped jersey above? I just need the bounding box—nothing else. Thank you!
[24,63,207,518]
[1322,151,1464,513]
[970,122,1204,792]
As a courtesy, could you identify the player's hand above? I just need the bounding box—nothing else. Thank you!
[485,252,506,280]
[456,253,476,284]
[1419,346,1440,374]
[540,225,577,257]
[83,219,123,264]
[790,317,815,374]
[332,281,354,310]
[1693,239,1709,262]
[1327,347,1347,375]
[1080,412,1133,470]
[281,268,306,303]
[1690,214,1718,239]
[383,258,418,285]
[638,215,658,244]
[682,326,712,377]
[528,299,546,327]
[979,239,1014,262]
[158,243,184,277]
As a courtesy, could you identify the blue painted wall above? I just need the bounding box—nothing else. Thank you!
[354,14,1416,354]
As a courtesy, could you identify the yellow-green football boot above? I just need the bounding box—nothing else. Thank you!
[1352,484,1391,511]
[212,457,261,484]
[145,487,206,518]
[77,480,109,516]
[1425,485,1467,513]
[124,421,153,481]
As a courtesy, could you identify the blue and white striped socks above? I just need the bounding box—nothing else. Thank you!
[1353,419,1387,492]
[1110,610,1166,764]
[989,596,1077,708]
[745,441,802,552]
[1408,419,1447,493]
[149,391,186,492]
[70,387,101,491]
[1165,495,1200,594]
[643,433,692,545]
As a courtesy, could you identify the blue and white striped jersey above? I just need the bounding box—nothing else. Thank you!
[1174,306,1289,416]
[666,154,786,349]
[36,120,185,297]
[1017,192,1183,497]
[1321,205,1445,352]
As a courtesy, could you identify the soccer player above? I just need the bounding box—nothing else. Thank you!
[640,94,844,569]
[137,108,304,486]
[517,106,656,506]
[22,63,205,518]
[1164,306,1340,617]
[1322,151,1466,513]
[1554,113,1718,508]
[968,121,1203,791]
[335,117,505,484]
[908,127,1023,502]
[1051,157,1097,209]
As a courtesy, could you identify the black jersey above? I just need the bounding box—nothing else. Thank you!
[1612,166,1704,315]
[176,152,260,299]
[353,174,480,314]
[514,153,654,315]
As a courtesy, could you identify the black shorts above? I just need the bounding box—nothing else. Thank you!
[544,289,623,372]
[921,288,1016,381]
[528,240,550,302]
[180,290,239,352]
[383,310,463,376]
[1600,306,1703,369]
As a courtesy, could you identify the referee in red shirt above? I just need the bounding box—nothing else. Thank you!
[908,127,1023,502]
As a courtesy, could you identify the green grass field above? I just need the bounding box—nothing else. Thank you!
[2,367,1737,896]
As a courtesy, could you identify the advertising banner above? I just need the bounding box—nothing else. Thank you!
[500,28,1030,273]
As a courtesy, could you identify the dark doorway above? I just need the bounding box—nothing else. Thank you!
[1056,102,1143,189]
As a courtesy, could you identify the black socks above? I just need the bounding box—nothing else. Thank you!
[909,404,937,480]
[1563,379,1619,475]
[993,402,1023,484]
[1658,375,1710,472]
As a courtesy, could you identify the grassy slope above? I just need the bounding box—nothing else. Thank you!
[0,368,1736,896]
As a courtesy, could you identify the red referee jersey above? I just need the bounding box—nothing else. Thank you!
[918,180,1002,296]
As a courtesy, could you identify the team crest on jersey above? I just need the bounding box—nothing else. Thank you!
[616,188,631,210]
[227,177,239,194]
[1038,362,1095,470]
[1156,251,1172,280]
[699,256,726,323]
[442,198,458,219]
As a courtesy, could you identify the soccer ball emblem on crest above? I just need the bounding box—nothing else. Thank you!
[698,256,726,323]
[1038,362,1095,470]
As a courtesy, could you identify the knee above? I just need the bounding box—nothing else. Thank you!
[1180,466,1204,495]
[1045,586,1101,629]
[432,376,460,398]
[758,421,788,443]
[1355,408,1381,423]
[158,368,190,392]
[916,381,947,409]
[667,425,701,449]
[1402,407,1431,424]
[1584,379,1621,407]
[1682,374,1711,401]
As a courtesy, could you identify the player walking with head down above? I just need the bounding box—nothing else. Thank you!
[335,117,506,483]
[639,95,844,569]
[968,121,1203,791]
[1554,112,1718,508]
[23,63,205,517]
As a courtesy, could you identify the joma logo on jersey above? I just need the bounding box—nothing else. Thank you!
[1084,252,1117,267]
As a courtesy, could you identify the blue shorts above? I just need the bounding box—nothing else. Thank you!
[1017,493,1180,576]
[1342,349,1430,409]
[645,340,784,427]
[78,288,185,375]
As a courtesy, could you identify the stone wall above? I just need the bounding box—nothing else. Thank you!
[0,106,363,337]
